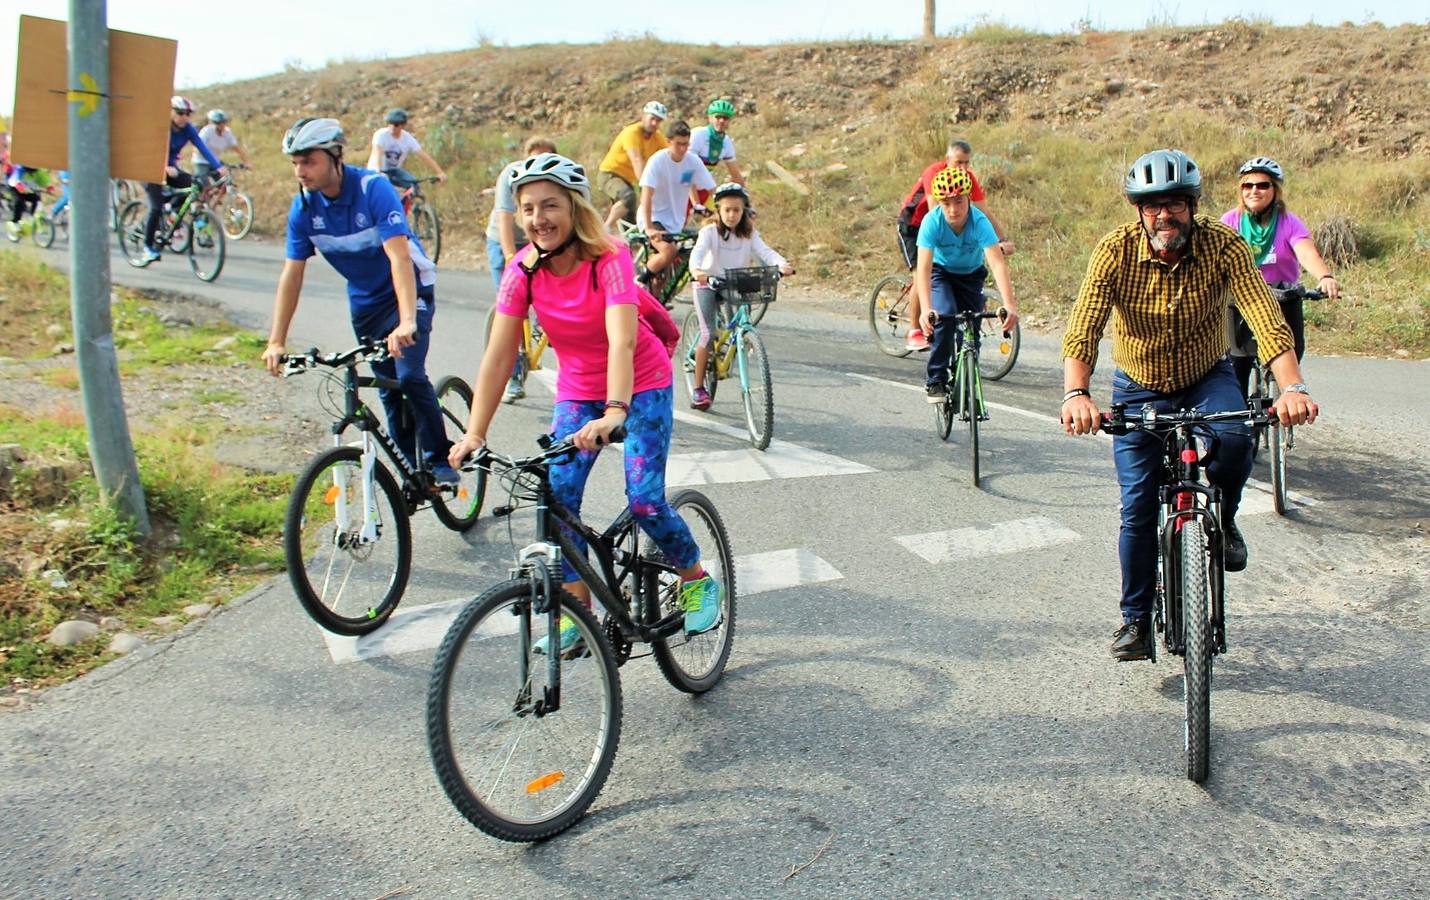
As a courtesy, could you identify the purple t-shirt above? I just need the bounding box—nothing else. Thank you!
[494,243,672,402]
[1220,209,1312,285]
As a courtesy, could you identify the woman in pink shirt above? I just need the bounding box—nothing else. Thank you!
[1222,156,1341,395]
[449,153,722,654]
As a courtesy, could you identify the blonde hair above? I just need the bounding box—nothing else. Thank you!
[517,185,620,269]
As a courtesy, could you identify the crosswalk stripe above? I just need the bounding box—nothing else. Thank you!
[894,515,1082,564]
[319,548,841,663]
[666,443,873,486]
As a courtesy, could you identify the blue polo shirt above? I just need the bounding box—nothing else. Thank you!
[917,204,998,273]
[169,122,222,169]
[285,165,436,313]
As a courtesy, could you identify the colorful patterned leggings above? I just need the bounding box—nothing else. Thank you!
[550,384,701,582]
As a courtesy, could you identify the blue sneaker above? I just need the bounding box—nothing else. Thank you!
[141,246,161,264]
[532,615,583,656]
[680,574,722,635]
[429,463,461,486]
[502,377,525,404]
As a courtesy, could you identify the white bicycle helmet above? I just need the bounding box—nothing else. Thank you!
[509,152,592,202]
[207,109,228,124]
[1238,156,1285,181]
[1124,148,1202,200]
[281,117,346,155]
[712,182,750,205]
[171,95,195,113]
[642,100,669,119]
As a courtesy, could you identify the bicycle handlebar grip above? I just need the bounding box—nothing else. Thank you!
[602,426,628,445]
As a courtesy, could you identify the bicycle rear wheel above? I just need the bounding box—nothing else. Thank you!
[1181,519,1212,783]
[679,310,718,405]
[221,191,254,239]
[739,329,774,450]
[116,200,150,265]
[412,202,441,263]
[284,446,412,635]
[427,581,621,842]
[188,207,225,282]
[868,275,914,358]
[933,381,953,440]
[978,301,1020,381]
[646,490,737,693]
[432,376,486,531]
[31,212,56,248]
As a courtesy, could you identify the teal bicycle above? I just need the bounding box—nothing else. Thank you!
[680,266,779,450]
[931,309,1006,487]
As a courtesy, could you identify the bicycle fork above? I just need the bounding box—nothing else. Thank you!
[329,432,383,545]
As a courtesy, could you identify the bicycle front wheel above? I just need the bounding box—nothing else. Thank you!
[284,446,412,635]
[1181,519,1212,783]
[964,358,981,486]
[221,191,254,239]
[188,207,225,282]
[646,490,737,693]
[427,581,621,842]
[868,275,914,358]
[116,200,149,265]
[413,202,441,263]
[978,315,1021,381]
[1269,421,1290,515]
[432,375,486,531]
[739,329,774,450]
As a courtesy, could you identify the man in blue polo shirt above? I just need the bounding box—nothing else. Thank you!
[915,166,1019,401]
[140,96,225,263]
[261,117,457,484]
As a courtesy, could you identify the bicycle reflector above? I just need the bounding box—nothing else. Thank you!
[527,771,565,794]
[324,485,341,503]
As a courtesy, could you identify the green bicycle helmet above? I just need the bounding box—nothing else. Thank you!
[706,98,737,118]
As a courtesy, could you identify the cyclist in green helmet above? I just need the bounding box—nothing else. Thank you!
[690,98,744,210]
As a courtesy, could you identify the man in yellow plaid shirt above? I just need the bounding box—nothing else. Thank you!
[1060,149,1320,661]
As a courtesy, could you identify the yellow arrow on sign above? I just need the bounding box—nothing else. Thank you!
[66,72,102,116]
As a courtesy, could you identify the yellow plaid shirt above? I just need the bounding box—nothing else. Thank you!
[1061,215,1295,393]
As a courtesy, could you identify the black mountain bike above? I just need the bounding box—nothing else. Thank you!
[1242,284,1326,515]
[117,178,226,282]
[427,432,736,842]
[931,309,1004,486]
[280,340,485,635]
[1101,401,1275,783]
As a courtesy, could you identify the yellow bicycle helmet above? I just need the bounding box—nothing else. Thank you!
[930,167,973,201]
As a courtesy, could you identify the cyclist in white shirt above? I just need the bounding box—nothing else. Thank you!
[637,120,715,286]
[192,109,250,180]
[366,108,447,194]
[689,99,744,195]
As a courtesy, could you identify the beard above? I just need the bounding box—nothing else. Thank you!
[1145,217,1191,253]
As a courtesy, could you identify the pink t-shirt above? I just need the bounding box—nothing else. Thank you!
[1220,209,1312,285]
[495,244,672,402]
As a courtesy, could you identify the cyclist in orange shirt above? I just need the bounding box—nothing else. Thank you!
[598,101,669,230]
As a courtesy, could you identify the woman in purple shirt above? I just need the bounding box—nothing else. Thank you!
[1221,156,1340,395]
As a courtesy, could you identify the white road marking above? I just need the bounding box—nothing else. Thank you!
[894,515,1082,564]
[321,549,842,663]
[846,371,1069,427]
[666,442,873,486]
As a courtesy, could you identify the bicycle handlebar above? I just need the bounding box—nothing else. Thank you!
[1270,284,1328,302]
[459,428,629,474]
[1099,402,1274,435]
[279,338,390,376]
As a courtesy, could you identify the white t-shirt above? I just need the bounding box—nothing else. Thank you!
[691,225,787,278]
[638,149,715,231]
[372,128,421,170]
[192,123,240,165]
[689,127,736,171]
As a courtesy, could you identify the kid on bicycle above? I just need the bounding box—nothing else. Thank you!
[449,153,722,654]
[687,182,794,410]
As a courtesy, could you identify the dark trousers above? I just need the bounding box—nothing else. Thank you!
[1231,298,1305,398]
[350,297,448,468]
[1111,358,1252,623]
[143,170,193,248]
[925,265,987,387]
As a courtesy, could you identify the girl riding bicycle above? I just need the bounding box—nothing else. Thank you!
[449,153,722,653]
[686,182,794,410]
[1221,156,1341,397]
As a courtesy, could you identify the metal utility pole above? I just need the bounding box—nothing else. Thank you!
[67,0,150,536]
[923,0,936,40]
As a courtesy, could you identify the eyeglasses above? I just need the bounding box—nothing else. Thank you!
[1138,198,1189,215]
[1241,181,1273,191]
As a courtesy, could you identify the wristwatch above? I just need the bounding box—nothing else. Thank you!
[1283,383,1310,395]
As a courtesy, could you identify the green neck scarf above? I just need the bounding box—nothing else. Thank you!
[703,125,726,166]
[1238,209,1277,265]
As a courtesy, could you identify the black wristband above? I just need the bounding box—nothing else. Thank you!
[1062,389,1091,403]
[1319,273,1336,281]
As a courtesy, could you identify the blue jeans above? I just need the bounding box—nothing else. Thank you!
[350,296,448,469]
[487,237,526,385]
[926,265,987,387]
[1112,357,1252,623]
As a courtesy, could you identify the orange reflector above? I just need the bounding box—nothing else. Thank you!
[526,772,565,794]
[999,341,1011,353]
[324,486,341,504]
[457,488,468,499]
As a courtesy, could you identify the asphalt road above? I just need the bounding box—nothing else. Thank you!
[2,236,1427,898]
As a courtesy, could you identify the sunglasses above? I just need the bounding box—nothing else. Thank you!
[1241,181,1273,191]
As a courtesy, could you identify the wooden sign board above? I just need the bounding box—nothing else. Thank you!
[9,15,176,182]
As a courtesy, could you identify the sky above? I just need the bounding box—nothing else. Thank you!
[3,0,1425,117]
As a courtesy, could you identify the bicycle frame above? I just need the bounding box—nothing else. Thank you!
[521,318,551,372]
[154,184,203,248]
[707,303,756,383]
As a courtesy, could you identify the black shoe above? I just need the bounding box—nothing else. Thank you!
[925,383,946,404]
[1110,619,1153,661]
[1224,521,1248,572]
